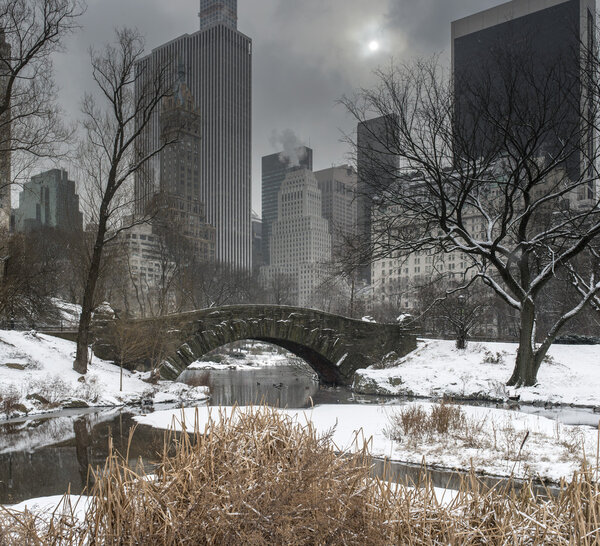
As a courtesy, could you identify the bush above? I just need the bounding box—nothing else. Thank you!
[482,350,505,364]
[554,334,600,345]
[387,401,466,442]
[64,408,400,544]
[0,386,22,416]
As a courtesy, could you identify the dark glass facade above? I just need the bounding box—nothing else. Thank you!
[357,115,398,284]
[452,0,594,182]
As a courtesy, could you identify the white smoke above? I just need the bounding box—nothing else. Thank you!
[269,128,307,167]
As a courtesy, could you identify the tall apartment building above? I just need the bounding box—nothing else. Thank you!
[114,220,175,317]
[261,146,313,266]
[452,0,595,190]
[0,27,10,233]
[261,168,332,307]
[14,169,83,234]
[154,63,215,263]
[357,115,398,284]
[134,0,251,268]
[314,165,357,255]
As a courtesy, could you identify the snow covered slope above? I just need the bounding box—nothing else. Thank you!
[353,339,600,407]
[0,330,208,420]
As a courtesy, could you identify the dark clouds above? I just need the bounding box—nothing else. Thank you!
[53,0,508,214]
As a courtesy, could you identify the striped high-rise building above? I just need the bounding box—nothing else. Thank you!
[134,0,252,269]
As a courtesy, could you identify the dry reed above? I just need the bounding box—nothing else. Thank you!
[0,406,599,545]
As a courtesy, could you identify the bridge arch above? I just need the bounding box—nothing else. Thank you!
[163,332,348,385]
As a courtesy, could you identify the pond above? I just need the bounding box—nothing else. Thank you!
[0,360,598,504]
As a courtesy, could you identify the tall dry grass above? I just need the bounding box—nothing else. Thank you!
[0,406,599,545]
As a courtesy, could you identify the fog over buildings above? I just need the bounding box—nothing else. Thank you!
[49,0,517,215]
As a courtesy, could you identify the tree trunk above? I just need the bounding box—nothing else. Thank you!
[73,213,108,374]
[506,300,545,387]
[349,276,355,318]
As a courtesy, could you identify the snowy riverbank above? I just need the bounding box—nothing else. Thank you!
[135,404,600,483]
[353,339,600,408]
[0,330,208,420]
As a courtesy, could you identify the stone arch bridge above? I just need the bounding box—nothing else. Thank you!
[93,305,416,386]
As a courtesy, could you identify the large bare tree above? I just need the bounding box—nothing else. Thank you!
[73,29,172,374]
[342,48,600,387]
[0,0,83,197]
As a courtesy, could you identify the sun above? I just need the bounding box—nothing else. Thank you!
[368,40,380,52]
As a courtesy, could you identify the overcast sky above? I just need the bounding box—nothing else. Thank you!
[52,0,510,215]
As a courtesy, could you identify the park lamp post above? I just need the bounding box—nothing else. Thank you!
[456,294,467,349]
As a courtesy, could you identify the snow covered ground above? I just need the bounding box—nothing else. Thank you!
[187,343,305,371]
[5,494,90,521]
[0,330,208,420]
[135,404,600,483]
[354,339,600,407]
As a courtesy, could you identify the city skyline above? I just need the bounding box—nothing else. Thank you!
[46,0,519,216]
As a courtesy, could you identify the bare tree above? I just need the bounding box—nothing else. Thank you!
[0,230,62,325]
[73,29,172,374]
[414,278,493,348]
[342,48,600,387]
[0,0,83,197]
[263,271,295,306]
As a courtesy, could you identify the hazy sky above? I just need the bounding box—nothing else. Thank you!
[52,0,508,214]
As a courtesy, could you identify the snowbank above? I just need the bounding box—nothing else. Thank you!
[134,404,600,483]
[6,495,90,521]
[0,330,208,420]
[354,339,600,407]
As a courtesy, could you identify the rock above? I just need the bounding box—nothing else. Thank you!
[352,374,382,395]
[11,403,28,415]
[4,363,26,370]
[77,376,86,383]
[388,377,403,387]
[63,399,89,409]
[26,393,50,405]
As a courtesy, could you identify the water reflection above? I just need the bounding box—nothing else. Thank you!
[0,411,165,504]
[180,365,320,407]
[0,365,324,504]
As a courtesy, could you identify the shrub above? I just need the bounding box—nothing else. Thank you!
[482,350,505,364]
[429,400,466,434]
[0,386,22,416]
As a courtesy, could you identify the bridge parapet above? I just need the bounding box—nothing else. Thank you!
[93,305,417,386]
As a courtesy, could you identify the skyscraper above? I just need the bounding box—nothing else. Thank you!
[452,0,595,188]
[261,146,313,266]
[251,212,263,271]
[357,115,398,284]
[314,165,357,255]
[135,0,251,268]
[0,27,10,233]
[14,169,83,234]
[199,0,237,30]
[261,168,332,307]
[155,63,215,263]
